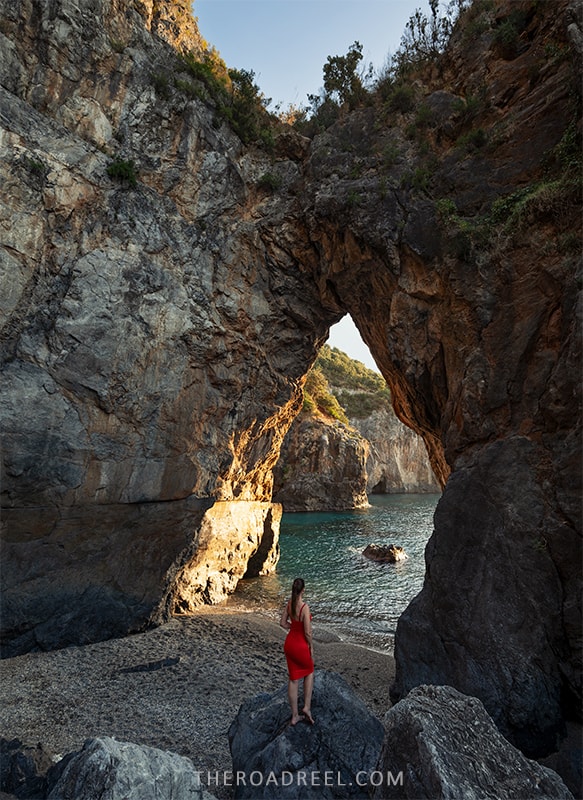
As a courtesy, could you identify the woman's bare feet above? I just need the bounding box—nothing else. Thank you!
[290,714,301,726]
[302,708,314,725]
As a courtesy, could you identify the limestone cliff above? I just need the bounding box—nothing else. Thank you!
[304,0,582,755]
[353,408,440,494]
[0,0,580,759]
[272,413,370,512]
[0,0,338,651]
[317,345,439,494]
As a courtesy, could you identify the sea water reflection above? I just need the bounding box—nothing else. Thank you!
[230,493,440,653]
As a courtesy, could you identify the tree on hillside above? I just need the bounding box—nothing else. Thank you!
[322,40,366,107]
[389,0,471,78]
[303,367,349,424]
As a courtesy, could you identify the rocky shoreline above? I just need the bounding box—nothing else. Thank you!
[0,610,394,799]
[1,609,580,799]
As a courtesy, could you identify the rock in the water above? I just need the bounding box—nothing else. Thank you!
[228,671,384,798]
[372,685,574,799]
[363,544,407,563]
[46,737,216,800]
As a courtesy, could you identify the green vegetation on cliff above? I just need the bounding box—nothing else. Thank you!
[304,344,391,421]
[294,0,581,263]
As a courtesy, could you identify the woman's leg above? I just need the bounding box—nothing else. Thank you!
[288,679,300,724]
[302,672,314,723]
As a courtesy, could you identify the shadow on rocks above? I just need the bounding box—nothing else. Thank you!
[372,685,576,800]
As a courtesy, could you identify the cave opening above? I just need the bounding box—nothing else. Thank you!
[235,315,441,654]
[327,316,380,374]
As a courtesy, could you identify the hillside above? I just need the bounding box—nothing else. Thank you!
[309,344,391,420]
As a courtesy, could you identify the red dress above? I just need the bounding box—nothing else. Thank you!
[284,602,314,680]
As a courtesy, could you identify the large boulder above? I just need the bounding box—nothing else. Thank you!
[228,671,384,798]
[363,544,407,564]
[372,685,574,799]
[0,738,55,799]
[46,737,216,800]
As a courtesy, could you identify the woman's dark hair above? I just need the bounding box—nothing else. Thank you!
[291,577,305,618]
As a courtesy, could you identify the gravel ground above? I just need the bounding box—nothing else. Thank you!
[0,609,395,798]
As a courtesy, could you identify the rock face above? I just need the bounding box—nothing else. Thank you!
[372,685,574,800]
[1,735,218,800]
[0,738,55,799]
[46,737,214,800]
[228,671,385,799]
[0,0,581,762]
[0,0,336,652]
[272,414,370,511]
[352,409,439,494]
[273,346,440,509]
[303,0,582,757]
[1,497,281,657]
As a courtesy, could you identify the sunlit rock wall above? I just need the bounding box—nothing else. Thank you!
[0,0,339,654]
[0,0,580,760]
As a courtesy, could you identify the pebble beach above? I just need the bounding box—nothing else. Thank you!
[0,609,395,798]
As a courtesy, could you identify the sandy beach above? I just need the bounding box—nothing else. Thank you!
[0,608,395,798]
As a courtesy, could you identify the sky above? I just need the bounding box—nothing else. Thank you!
[193,0,428,371]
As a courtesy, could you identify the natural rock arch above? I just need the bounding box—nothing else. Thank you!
[0,0,580,761]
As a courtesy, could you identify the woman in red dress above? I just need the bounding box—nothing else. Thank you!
[280,577,315,725]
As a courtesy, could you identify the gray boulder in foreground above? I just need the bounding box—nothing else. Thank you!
[228,671,384,798]
[372,685,574,799]
[47,737,216,800]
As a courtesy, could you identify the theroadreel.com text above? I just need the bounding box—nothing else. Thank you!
[197,770,404,789]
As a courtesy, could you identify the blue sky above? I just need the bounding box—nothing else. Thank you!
[194,0,427,370]
[194,0,426,112]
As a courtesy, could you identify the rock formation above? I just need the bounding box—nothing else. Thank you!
[372,685,574,799]
[352,409,439,494]
[272,413,370,511]
[46,737,215,800]
[0,735,219,800]
[228,671,385,799]
[363,544,408,564]
[0,0,338,654]
[302,0,582,757]
[273,346,440,509]
[0,0,580,761]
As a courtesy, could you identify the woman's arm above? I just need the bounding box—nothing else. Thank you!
[301,603,314,658]
[279,601,291,630]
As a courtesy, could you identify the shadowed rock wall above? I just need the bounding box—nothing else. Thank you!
[272,414,370,511]
[296,0,581,755]
[0,0,580,758]
[0,0,340,653]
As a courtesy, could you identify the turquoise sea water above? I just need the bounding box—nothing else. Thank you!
[230,494,440,653]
